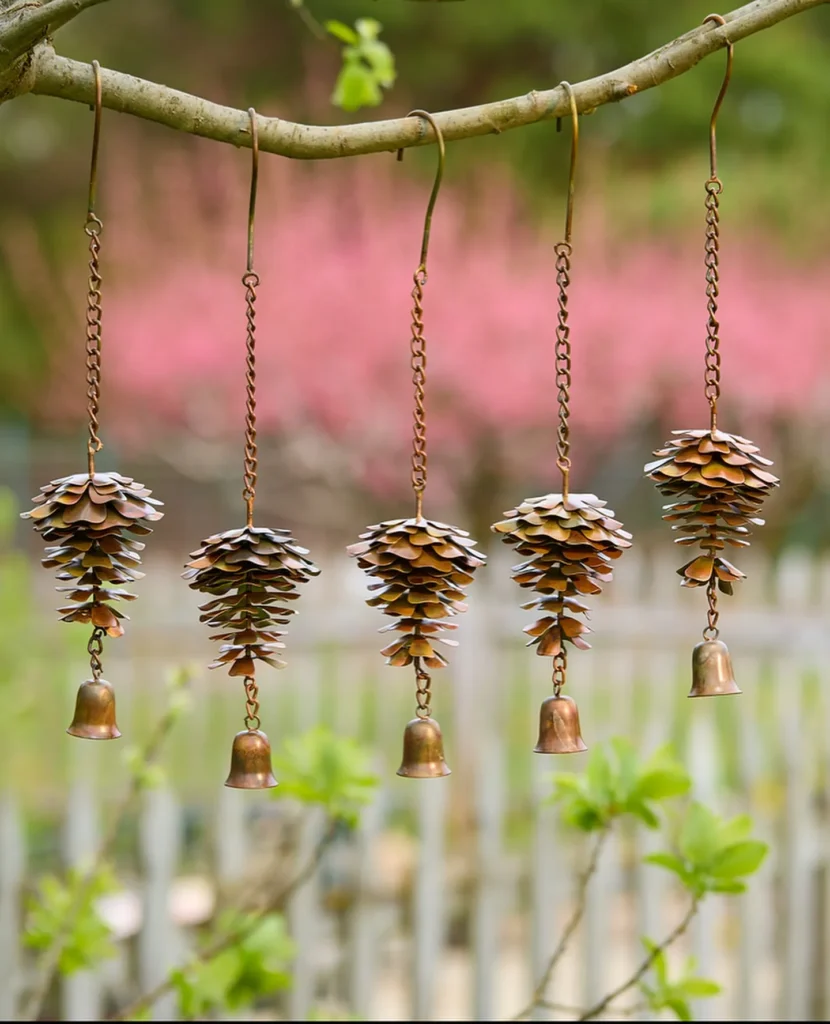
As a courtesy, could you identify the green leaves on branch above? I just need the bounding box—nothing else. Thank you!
[551,738,690,831]
[24,868,116,975]
[639,942,722,1021]
[170,911,293,1019]
[271,725,378,827]
[645,804,768,897]
[327,19,396,112]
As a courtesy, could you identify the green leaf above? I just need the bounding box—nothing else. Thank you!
[355,18,382,41]
[271,725,377,826]
[325,20,359,45]
[644,851,690,881]
[679,802,720,867]
[677,977,722,997]
[708,877,747,894]
[717,813,753,847]
[710,840,768,879]
[332,60,382,112]
[665,996,693,1020]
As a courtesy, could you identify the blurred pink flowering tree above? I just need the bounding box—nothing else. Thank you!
[13,138,830,542]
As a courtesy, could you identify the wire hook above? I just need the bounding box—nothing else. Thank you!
[557,82,579,245]
[246,108,259,274]
[397,110,445,272]
[703,14,734,181]
[87,60,103,218]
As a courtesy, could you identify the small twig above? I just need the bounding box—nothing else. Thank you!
[285,0,328,42]
[109,822,336,1021]
[21,671,191,1022]
[511,825,611,1021]
[538,1001,646,1019]
[577,898,701,1021]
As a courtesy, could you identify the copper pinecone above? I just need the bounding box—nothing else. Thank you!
[22,472,163,637]
[183,526,319,677]
[347,518,486,669]
[645,428,779,594]
[492,493,631,658]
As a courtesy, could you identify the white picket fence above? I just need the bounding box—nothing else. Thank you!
[2,547,830,1021]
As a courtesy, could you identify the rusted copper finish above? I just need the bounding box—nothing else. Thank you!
[351,111,483,766]
[183,525,319,678]
[534,694,586,754]
[23,472,163,636]
[492,86,630,752]
[66,678,121,740]
[183,111,319,767]
[224,728,278,790]
[645,26,778,684]
[397,716,451,778]
[689,638,741,698]
[347,518,485,670]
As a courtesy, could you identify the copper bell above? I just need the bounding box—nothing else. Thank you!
[689,639,741,698]
[396,717,451,778]
[66,678,121,740]
[534,694,587,754]
[224,729,278,789]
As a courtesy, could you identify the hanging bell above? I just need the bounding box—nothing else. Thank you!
[396,716,451,778]
[688,639,741,698]
[534,694,587,754]
[66,678,121,740]
[224,728,278,789]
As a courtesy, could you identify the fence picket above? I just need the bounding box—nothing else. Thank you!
[0,795,24,1021]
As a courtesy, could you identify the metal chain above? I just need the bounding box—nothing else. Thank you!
[554,241,573,498]
[88,626,105,680]
[243,675,261,731]
[704,178,723,430]
[85,213,104,474]
[410,266,428,518]
[414,658,432,718]
[703,578,720,640]
[552,648,567,698]
[241,270,259,526]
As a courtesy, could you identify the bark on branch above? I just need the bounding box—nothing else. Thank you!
[12,0,826,161]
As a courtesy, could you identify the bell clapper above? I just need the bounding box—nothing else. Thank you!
[396,661,451,779]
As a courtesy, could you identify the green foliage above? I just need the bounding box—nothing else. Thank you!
[170,911,293,1019]
[271,725,378,826]
[24,867,116,975]
[639,941,721,1021]
[645,803,768,897]
[551,738,690,831]
[327,18,396,111]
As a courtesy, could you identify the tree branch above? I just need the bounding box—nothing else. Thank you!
[511,826,611,1022]
[17,0,827,160]
[108,823,336,1022]
[1,0,111,61]
[577,898,701,1022]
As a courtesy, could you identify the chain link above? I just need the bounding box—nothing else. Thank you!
[552,648,567,698]
[85,214,104,474]
[414,658,432,718]
[704,178,722,430]
[703,578,720,640]
[554,241,573,497]
[410,265,428,517]
[241,270,259,525]
[87,626,105,680]
[243,675,261,731]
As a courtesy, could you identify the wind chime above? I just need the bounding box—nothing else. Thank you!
[492,84,632,754]
[22,62,164,741]
[644,17,779,698]
[183,110,320,789]
[347,111,486,779]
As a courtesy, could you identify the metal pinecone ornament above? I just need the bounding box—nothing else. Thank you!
[645,27,778,697]
[22,63,164,740]
[348,112,486,779]
[492,84,631,754]
[183,110,319,789]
